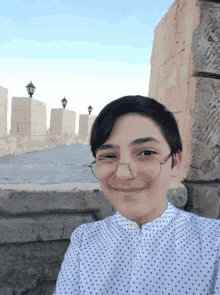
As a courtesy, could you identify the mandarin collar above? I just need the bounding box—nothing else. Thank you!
[113,200,179,233]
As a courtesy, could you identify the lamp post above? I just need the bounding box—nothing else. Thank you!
[61,97,68,109]
[88,105,93,115]
[26,81,36,98]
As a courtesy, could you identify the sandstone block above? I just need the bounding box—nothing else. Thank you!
[183,182,220,218]
[193,1,220,75]
[150,0,178,71]
[187,77,220,180]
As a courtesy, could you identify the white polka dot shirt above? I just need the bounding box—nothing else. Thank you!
[53,200,220,294]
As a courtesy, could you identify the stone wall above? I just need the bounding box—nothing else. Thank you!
[0,183,220,295]
[0,134,90,158]
[148,0,220,212]
[2,0,220,294]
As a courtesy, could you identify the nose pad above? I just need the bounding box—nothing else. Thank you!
[116,164,134,179]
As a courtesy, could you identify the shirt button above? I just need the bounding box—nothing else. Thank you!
[131,223,138,230]
[135,263,142,271]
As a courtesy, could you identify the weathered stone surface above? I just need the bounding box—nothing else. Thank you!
[187,77,220,180]
[157,50,189,112]
[0,287,13,295]
[24,281,56,295]
[183,182,220,218]
[0,213,96,244]
[149,0,198,74]
[166,181,188,209]
[0,189,116,218]
[150,0,178,71]
[193,1,220,74]
[0,189,116,244]
[0,240,68,295]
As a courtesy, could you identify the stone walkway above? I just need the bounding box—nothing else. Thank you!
[0,143,98,187]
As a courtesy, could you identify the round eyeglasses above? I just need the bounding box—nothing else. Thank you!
[82,153,172,183]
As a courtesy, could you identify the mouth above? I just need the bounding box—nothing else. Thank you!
[109,186,146,192]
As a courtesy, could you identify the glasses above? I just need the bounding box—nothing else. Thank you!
[82,152,172,183]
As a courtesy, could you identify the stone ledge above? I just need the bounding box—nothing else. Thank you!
[0,213,96,244]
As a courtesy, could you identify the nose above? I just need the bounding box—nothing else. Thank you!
[115,164,134,179]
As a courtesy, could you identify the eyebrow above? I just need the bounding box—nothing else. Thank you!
[97,137,161,152]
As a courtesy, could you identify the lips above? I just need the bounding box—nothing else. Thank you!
[110,186,145,192]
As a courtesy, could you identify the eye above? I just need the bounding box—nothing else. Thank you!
[138,150,157,156]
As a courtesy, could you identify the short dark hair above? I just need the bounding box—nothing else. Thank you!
[90,95,182,169]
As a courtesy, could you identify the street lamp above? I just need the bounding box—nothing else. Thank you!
[88,105,93,115]
[61,97,68,109]
[26,81,36,98]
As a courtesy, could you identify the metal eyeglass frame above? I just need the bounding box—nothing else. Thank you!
[82,152,173,182]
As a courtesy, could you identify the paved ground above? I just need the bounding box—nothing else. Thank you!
[0,143,98,186]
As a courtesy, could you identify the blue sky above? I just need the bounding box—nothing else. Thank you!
[0,0,174,133]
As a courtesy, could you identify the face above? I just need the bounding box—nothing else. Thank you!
[96,113,182,226]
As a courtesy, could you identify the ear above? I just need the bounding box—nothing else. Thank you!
[171,152,183,176]
[174,152,182,168]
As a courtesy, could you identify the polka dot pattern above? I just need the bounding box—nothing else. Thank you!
[53,200,220,294]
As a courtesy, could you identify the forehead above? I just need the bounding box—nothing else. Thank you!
[97,113,168,152]
[108,113,163,140]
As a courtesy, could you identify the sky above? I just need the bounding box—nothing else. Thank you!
[0,0,174,134]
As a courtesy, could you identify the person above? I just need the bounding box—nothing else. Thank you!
[53,95,220,294]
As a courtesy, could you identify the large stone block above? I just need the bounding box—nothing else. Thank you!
[0,240,69,295]
[175,0,200,59]
[193,1,220,74]
[148,68,159,98]
[31,111,46,125]
[0,86,8,105]
[0,189,116,244]
[31,123,47,136]
[187,76,220,180]
[183,181,220,218]
[150,0,178,71]
[15,97,31,111]
[11,109,31,124]
[78,114,89,137]
[31,98,46,116]
[166,180,188,209]
[11,122,31,136]
[0,87,8,138]
[157,50,190,111]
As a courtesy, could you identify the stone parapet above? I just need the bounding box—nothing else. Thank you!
[0,183,219,294]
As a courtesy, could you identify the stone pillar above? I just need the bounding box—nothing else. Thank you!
[88,115,96,139]
[10,96,47,153]
[78,114,89,137]
[62,109,76,136]
[78,114,96,144]
[148,0,220,218]
[11,96,47,139]
[0,86,8,138]
[50,108,76,137]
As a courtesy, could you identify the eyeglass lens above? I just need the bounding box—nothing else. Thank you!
[91,157,161,182]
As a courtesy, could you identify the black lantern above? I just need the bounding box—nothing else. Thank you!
[26,81,36,98]
[61,97,68,109]
[88,105,93,115]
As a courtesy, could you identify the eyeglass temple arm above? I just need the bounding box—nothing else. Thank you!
[81,160,96,168]
[160,152,173,165]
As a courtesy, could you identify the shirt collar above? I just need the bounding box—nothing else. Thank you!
[113,200,179,233]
